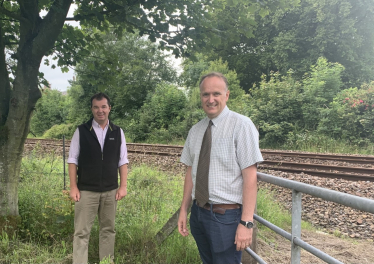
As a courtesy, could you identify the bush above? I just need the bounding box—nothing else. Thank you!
[43,123,75,139]
[318,82,374,143]
[250,71,303,146]
[30,89,69,136]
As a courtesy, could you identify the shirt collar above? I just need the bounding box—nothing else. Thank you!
[209,106,229,126]
[92,119,109,129]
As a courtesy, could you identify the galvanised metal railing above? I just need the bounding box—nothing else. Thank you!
[245,172,374,264]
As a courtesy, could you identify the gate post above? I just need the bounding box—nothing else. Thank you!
[291,190,301,264]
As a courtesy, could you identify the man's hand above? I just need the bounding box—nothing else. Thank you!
[234,223,253,251]
[70,187,80,202]
[116,186,127,201]
[178,208,189,237]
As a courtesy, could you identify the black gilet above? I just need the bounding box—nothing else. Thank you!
[77,119,121,192]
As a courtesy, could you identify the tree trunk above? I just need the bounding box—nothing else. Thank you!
[0,0,72,229]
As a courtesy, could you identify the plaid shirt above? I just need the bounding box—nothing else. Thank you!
[180,106,263,204]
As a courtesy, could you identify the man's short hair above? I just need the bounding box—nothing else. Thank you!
[90,92,111,107]
[199,72,229,91]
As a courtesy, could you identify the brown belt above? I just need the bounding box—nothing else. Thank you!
[195,200,241,215]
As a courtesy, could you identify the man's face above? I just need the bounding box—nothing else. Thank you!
[91,98,111,125]
[200,76,230,119]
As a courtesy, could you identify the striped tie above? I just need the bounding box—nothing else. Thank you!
[195,120,213,206]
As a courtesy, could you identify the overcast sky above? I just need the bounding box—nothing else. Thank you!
[39,6,78,92]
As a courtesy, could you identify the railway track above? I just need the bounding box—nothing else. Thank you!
[25,139,374,181]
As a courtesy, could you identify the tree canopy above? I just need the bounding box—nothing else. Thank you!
[203,0,374,90]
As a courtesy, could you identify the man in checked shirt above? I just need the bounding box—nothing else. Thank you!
[68,92,128,264]
[178,72,263,264]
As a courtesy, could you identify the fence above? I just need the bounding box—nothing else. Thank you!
[244,172,374,264]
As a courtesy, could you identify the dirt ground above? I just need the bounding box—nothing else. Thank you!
[242,229,374,264]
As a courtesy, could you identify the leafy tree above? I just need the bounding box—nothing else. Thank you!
[128,82,187,142]
[205,0,374,90]
[69,30,176,126]
[0,0,298,219]
[179,54,210,94]
[30,89,68,137]
[301,57,344,130]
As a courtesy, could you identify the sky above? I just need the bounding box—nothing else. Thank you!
[39,6,78,92]
[39,5,182,92]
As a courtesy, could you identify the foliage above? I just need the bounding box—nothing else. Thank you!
[128,82,187,142]
[318,82,374,144]
[250,57,345,147]
[204,0,374,90]
[65,83,92,126]
[179,54,210,93]
[30,89,69,136]
[249,71,303,146]
[301,57,345,130]
[69,30,177,126]
[282,131,374,155]
[42,123,75,140]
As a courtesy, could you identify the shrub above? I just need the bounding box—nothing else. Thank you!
[43,123,75,139]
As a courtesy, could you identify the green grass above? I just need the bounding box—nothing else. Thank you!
[268,132,374,155]
[257,188,314,231]
[2,153,319,263]
[2,155,200,264]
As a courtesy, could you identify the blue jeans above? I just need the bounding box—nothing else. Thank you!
[190,201,242,264]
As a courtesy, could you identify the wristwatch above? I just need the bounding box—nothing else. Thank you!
[240,220,254,229]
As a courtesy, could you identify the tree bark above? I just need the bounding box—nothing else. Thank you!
[0,0,72,220]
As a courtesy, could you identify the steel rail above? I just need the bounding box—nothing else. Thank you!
[261,160,374,174]
[260,166,374,181]
[262,150,374,162]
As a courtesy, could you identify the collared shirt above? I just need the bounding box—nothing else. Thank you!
[180,106,263,204]
[68,119,129,167]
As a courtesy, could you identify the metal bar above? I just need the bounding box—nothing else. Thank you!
[293,237,344,264]
[257,172,374,214]
[254,215,345,264]
[245,246,268,264]
[253,215,292,241]
[291,190,301,264]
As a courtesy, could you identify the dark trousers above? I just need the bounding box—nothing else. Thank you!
[190,201,242,264]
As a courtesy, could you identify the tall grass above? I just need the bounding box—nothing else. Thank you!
[1,153,314,263]
[273,132,374,155]
[2,154,200,263]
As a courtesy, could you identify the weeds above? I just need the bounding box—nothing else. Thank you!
[3,154,322,263]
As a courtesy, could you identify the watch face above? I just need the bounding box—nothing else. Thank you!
[241,220,254,228]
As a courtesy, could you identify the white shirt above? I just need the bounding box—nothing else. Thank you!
[67,119,129,167]
[180,106,263,204]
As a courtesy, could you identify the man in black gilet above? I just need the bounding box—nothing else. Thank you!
[68,93,128,264]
